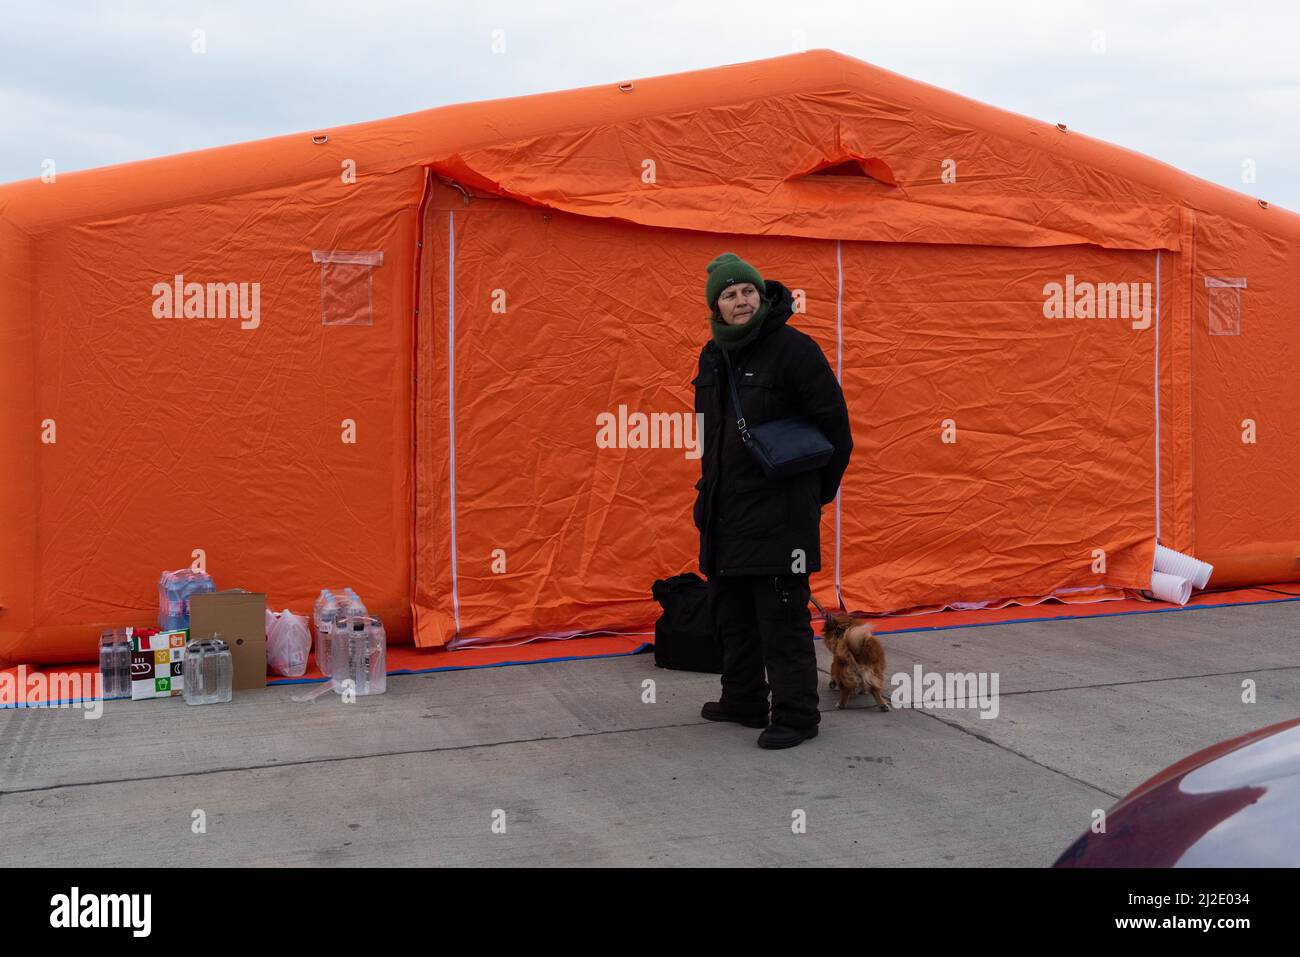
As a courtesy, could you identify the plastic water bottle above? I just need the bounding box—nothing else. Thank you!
[342,589,367,619]
[113,629,131,698]
[313,590,329,651]
[348,618,366,693]
[184,636,233,705]
[334,592,362,671]
[365,617,387,696]
[313,590,338,673]
[97,630,115,698]
[329,614,354,693]
[211,639,233,703]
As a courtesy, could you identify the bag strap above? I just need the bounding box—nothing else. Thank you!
[720,351,753,447]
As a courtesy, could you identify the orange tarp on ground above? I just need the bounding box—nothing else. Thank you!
[2,49,1299,665]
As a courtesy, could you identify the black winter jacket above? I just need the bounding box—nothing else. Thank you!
[692,280,853,576]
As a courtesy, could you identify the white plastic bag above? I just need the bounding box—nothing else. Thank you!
[265,608,311,677]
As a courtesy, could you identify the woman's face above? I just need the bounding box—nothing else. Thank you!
[717,283,761,325]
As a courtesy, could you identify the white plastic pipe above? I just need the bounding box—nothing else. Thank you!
[1154,544,1214,589]
[1148,571,1192,605]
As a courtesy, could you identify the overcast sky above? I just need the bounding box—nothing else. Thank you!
[2,0,1297,210]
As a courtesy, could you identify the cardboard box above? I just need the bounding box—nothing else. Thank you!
[187,590,266,690]
[130,629,187,700]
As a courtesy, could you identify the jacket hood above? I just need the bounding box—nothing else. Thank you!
[758,279,794,336]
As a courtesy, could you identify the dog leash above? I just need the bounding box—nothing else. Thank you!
[811,594,874,625]
[809,594,834,624]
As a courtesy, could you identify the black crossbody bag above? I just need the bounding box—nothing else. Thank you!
[721,351,834,479]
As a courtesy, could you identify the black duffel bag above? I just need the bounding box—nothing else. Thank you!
[650,572,722,673]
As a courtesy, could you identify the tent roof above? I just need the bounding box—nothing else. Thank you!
[3,48,1296,245]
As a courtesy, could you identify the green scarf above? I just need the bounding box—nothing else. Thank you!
[709,297,771,352]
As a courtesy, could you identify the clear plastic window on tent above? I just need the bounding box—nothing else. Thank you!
[312,250,384,326]
[1205,276,1246,336]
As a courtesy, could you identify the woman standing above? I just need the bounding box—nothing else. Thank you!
[692,252,854,749]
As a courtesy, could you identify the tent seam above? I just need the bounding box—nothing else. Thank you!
[447,211,461,635]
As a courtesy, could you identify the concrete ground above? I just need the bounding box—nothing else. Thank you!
[1,598,1297,867]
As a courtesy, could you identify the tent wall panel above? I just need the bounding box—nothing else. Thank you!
[1190,210,1300,581]
[837,241,1159,612]
[2,170,422,664]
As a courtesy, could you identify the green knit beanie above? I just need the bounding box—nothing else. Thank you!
[705,253,765,313]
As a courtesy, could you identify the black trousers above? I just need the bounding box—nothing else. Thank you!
[707,573,821,730]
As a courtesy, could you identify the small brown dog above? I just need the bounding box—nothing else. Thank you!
[820,612,890,712]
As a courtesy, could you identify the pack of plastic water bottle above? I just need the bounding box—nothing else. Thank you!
[157,569,216,630]
[309,587,385,695]
[312,587,366,674]
[330,615,387,696]
[97,628,133,699]
[183,635,233,706]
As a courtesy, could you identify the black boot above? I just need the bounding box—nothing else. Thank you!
[701,701,768,728]
[757,724,819,749]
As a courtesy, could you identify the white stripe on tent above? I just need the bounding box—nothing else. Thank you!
[835,239,844,609]
[1154,249,1162,546]
[448,211,462,633]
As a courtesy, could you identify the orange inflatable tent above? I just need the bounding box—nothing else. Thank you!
[3,49,1299,667]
